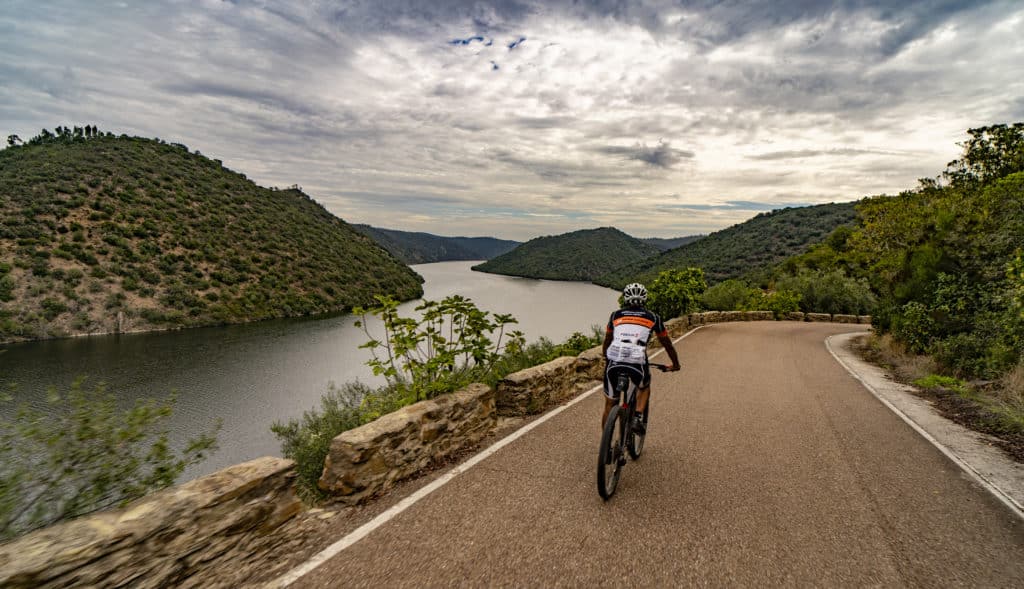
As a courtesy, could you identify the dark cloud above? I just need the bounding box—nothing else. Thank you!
[597,142,694,168]
[507,36,527,49]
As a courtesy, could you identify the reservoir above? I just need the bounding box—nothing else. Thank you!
[0,262,618,480]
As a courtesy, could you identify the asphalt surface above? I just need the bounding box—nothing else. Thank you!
[294,322,1024,587]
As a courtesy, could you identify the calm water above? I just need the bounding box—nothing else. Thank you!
[0,262,617,480]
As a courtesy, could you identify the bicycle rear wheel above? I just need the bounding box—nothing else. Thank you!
[628,399,649,459]
[597,405,626,500]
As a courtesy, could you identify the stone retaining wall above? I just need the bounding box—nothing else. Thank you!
[318,383,496,504]
[0,457,300,588]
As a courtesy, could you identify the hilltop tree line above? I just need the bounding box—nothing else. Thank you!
[7,125,111,148]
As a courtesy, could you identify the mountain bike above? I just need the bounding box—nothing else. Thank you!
[597,363,670,500]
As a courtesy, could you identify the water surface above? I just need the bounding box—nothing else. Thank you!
[1,262,617,479]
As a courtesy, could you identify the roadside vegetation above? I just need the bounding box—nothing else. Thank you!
[0,379,220,541]
[271,296,603,502]
[0,126,422,343]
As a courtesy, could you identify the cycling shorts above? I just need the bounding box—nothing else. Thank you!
[603,361,651,400]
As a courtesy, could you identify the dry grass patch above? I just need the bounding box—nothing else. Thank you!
[858,334,1024,463]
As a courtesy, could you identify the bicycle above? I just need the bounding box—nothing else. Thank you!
[597,363,670,500]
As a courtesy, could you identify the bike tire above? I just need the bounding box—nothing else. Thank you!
[628,398,649,459]
[597,405,626,500]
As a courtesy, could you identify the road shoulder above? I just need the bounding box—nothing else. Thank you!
[827,332,1024,518]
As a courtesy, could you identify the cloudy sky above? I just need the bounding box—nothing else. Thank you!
[2,1,1022,240]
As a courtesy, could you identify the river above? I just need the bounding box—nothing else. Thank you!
[0,262,618,480]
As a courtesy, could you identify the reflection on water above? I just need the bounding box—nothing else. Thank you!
[0,262,618,480]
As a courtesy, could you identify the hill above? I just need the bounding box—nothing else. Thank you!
[594,202,859,289]
[352,225,519,264]
[641,235,704,251]
[472,227,660,282]
[0,127,423,343]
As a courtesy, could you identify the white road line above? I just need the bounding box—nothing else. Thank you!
[267,328,702,588]
[825,333,1024,520]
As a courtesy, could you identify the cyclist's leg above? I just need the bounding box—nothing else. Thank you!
[601,364,617,429]
[601,396,616,430]
[636,363,652,413]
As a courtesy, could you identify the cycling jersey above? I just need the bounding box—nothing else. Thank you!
[604,307,667,365]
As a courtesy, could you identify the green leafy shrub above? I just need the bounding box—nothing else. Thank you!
[270,382,375,503]
[891,301,935,354]
[647,267,707,319]
[701,279,755,311]
[0,379,220,540]
[355,295,524,403]
[775,269,877,315]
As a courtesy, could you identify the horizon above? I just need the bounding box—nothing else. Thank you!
[2,1,1022,242]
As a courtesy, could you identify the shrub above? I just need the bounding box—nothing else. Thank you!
[701,279,754,311]
[647,268,707,319]
[270,382,375,503]
[775,269,877,315]
[355,295,524,403]
[0,379,219,540]
[891,301,935,354]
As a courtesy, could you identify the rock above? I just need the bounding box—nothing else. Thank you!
[319,383,495,504]
[786,312,805,321]
[832,314,859,324]
[858,315,873,325]
[805,313,831,322]
[0,457,300,589]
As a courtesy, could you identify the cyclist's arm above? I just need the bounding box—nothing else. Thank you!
[657,332,681,371]
[602,329,613,356]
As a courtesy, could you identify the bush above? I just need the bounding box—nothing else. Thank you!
[647,268,707,319]
[270,382,377,503]
[701,279,754,311]
[775,269,877,315]
[355,295,524,403]
[0,379,219,540]
[891,301,935,354]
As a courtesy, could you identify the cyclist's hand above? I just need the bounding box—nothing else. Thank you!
[666,364,681,372]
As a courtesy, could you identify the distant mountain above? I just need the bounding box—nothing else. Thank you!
[641,235,704,251]
[594,202,859,289]
[0,128,423,343]
[352,225,519,264]
[472,227,660,282]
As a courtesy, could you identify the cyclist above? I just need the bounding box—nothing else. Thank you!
[601,282,680,433]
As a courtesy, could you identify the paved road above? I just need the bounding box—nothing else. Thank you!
[295,322,1024,587]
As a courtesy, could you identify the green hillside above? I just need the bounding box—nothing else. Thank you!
[595,202,859,289]
[641,235,704,251]
[0,127,423,343]
[472,227,660,281]
[353,225,519,264]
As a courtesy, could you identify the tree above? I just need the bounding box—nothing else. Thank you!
[0,379,220,540]
[942,123,1024,187]
[6,134,21,147]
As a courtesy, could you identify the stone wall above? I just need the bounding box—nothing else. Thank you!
[495,348,604,416]
[318,383,496,504]
[0,457,300,589]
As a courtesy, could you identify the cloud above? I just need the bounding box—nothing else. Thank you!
[1,0,1020,241]
[597,142,694,168]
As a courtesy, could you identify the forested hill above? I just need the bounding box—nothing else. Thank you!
[0,128,423,343]
[472,227,660,282]
[353,225,519,264]
[641,235,704,251]
[594,202,859,289]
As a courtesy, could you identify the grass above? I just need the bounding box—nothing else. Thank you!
[862,333,1024,457]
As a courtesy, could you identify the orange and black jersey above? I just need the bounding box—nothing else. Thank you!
[605,307,667,365]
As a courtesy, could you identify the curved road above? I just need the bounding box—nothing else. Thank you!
[294,322,1024,587]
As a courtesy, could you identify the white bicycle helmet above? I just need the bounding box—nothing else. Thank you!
[622,282,648,307]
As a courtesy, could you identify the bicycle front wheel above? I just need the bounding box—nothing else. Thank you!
[597,405,626,500]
